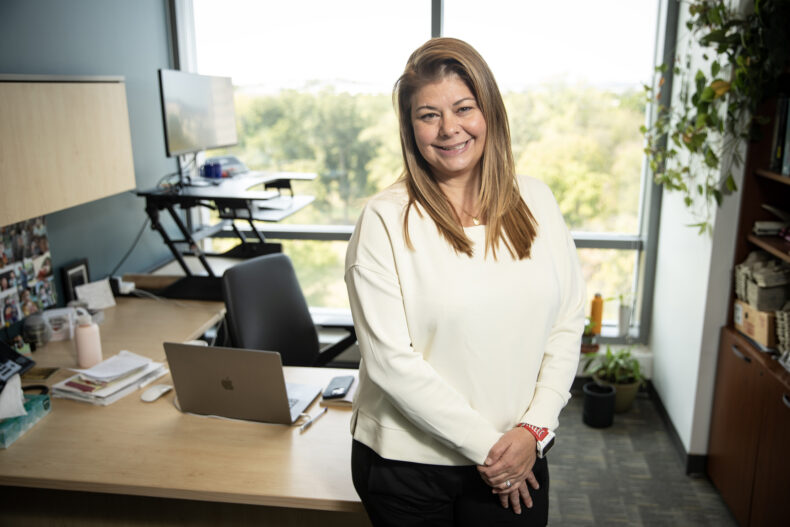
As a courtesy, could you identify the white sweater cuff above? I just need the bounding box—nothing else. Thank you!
[460,424,504,465]
[520,387,568,430]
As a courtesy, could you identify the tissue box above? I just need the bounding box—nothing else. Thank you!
[0,394,52,448]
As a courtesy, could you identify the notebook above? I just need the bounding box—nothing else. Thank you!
[163,342,321,424]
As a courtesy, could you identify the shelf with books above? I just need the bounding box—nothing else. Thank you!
[746,234,790,264]
[756,168,790,184]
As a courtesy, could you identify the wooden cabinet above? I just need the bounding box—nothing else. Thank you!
[707,91,790,526]
[708,328,790,527]
[748,370,790,526]
[707,328,764,527]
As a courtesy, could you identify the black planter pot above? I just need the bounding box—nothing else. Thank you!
[582,382,615,428]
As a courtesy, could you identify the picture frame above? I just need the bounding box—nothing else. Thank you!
[61,259,90,304]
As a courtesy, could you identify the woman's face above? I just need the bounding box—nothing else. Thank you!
[410,74,486,183]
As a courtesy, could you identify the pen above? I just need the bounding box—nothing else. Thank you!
[299,407,328,433]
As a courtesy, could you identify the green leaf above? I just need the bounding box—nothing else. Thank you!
[725,174,737,192]
[704,148,719,168]
[689,132,707,151]
[711,61,721,77]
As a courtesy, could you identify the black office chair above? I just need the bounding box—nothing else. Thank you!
[221,253,356,367]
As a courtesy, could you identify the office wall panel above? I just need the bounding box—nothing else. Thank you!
[0,0,177,289]
[0,80,137,227]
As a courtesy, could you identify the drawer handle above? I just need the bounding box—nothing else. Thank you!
[731,345,751,363]
[783,394,790,409]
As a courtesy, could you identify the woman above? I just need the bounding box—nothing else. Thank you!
[345,38,585,526]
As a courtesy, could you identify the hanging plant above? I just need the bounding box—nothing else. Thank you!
[642,0,790,234]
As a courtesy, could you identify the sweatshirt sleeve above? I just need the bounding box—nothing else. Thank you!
[345,204,502,465]
[520,184,585,430]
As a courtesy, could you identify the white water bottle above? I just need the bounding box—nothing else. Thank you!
[75,308,102,368]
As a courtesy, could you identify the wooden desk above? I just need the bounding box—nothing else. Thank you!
[0,297,369,526]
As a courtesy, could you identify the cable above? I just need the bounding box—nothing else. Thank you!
[156,171,182,188]
[108,218,150,278]
[130,288,188,308]
[209,315,226,346]
[156,156,199,189]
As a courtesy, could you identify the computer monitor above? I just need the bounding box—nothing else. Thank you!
[158,69,238,158]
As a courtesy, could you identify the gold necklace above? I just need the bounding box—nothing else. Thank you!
[459,206,481,226]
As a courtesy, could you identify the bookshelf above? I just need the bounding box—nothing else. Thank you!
[706,93,790,526]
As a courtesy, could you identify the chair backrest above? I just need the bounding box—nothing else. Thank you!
[221,253,320,367]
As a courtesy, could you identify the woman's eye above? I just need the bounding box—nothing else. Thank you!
[418,113,438,121]
[458,106,473,113]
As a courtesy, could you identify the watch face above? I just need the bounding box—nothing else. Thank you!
[541,435,555,454]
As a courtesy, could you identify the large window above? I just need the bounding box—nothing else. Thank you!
[188,0,663,340]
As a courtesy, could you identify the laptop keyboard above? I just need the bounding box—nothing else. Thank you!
[288,397,298,409]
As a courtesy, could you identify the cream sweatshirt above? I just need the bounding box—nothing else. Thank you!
[345,175,585,466]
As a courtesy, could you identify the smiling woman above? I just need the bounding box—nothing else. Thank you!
[345,37,585,526]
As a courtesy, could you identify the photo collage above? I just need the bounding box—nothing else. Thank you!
[1,216,56,327]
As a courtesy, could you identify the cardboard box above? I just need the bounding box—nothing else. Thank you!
[734,299,776,349]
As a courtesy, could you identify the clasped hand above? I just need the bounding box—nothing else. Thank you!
[477,427,539,514]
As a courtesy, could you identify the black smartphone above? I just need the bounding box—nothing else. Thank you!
[322,375,355,399]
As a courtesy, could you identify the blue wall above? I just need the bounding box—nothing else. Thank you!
[0,0,179,294]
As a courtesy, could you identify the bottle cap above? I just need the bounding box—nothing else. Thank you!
[75,307,92,326]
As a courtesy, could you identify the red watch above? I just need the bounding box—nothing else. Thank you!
[515,423,555,458]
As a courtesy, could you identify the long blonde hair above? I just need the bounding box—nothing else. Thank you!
[394,37,537,259]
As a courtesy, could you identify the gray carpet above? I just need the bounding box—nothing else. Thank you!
[547,389,737,526]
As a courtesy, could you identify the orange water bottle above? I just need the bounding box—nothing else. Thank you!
[590,293,603,335]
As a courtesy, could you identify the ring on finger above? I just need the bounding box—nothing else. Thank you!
[505,479,512,488]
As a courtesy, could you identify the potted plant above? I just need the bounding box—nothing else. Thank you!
[641,0,790,234]
[580,317,599,354]
[582,381,616,428]
[605,293,633,338]
[584,346,646,413]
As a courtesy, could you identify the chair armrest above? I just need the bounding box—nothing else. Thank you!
[314,327,357,367]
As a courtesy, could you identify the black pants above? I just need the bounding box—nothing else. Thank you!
[351,440,549,527]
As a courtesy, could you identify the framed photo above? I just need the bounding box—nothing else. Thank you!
[61,259,90,304]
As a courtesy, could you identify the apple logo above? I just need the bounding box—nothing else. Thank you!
[221,377,234,390]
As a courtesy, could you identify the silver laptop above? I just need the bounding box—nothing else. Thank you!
[163,342,321,424]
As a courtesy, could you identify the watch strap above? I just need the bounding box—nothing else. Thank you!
[515,422,555,458]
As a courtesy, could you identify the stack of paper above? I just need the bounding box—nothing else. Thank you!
[53,350,167,406]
